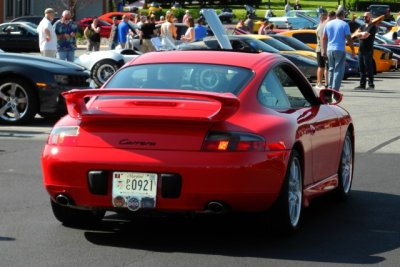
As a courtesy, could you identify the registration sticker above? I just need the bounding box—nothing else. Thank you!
[112,172,157,210]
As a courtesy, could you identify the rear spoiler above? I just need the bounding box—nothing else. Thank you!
[62,89,240,122]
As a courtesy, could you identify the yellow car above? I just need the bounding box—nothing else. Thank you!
[280,29,393,73]
[147,2,162,14]
[248,34,317,60]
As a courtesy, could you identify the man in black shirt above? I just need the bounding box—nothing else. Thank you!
[140,16,157,53]
[353,12,377,90]
[294,0,302,10]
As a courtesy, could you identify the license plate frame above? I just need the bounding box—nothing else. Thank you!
[112,171,157,211]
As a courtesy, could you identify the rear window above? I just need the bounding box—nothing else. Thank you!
[369,5,390,17]
[104,63,253,95]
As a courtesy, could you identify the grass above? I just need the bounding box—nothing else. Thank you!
[144,0,396,21]
[143,1,348,21]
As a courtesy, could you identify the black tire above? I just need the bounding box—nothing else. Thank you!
[51,199,105,226]
[335,131,354,201]
[269,150,303,235]
[91,59,120,87]
[0,78,38,125]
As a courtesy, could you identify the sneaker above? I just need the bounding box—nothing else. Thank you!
[315,84,325,90]
[366,85,375,90]
[354,85,366,90]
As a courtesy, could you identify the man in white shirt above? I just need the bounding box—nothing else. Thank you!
[284,1,291,16]
[37,8,57,58]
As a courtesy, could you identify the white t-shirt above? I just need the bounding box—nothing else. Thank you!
[284,4,291,14]
[37,17,57,51]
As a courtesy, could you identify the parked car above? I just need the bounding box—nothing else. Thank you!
[367,4,394,22]
[42,10,355,235]
[98,11,138,24]
[77,17,112,38]
[383,29,400,44]
[10,15,59,25]
[0,51,90,124]
[187,34,318,80]
[75,49,139,87]
[270,34,359,79]
[344,17,391,35]
[280,29,394,73]
[148,2,162,14]
[0,21,39,52]
[375,34,400,54]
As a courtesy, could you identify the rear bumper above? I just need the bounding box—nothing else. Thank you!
[42,145,290,212]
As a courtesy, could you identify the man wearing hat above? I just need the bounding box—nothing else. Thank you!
[37,8,57,58]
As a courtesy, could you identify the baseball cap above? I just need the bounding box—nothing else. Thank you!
[44,8,56,15]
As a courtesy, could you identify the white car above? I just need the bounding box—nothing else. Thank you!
[75,49,139,87]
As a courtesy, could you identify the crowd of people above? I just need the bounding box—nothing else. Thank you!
[37,8,78,60]
[105,9,209,52]
[260,1,386,91]
[36,7,209,60]
[35,3,399,91]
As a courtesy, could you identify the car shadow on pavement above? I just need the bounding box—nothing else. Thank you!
[0,236,16,241]
[81,164,400,265]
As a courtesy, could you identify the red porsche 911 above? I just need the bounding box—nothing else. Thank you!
[41,48,354,234]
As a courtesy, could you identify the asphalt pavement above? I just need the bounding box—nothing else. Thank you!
[1,59,400,267]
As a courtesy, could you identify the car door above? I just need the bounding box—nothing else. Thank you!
[0,24,13,51]
[259,64,341,185]
[14,25,35,52]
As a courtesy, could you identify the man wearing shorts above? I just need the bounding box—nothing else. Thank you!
[315,9,328,90]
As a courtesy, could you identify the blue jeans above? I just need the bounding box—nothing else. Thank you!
[327,50,346,91]
[358,50,374,87]
[58,50,75,62]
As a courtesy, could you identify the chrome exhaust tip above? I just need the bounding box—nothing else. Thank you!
[55,194,72,206]
[206,201,226,214]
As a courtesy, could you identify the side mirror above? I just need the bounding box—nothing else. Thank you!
[319,89,343,105]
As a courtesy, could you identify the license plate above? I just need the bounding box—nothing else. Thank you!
[112,172,157,211]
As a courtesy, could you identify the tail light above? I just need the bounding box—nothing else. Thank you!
[202,131,266,152]
[47,126,79,146]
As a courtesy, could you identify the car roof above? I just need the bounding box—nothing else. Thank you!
[127,50,282,69]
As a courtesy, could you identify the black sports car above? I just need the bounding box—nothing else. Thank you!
[0,21,39,52]
[10,15,59,25]
[0,51,90,124]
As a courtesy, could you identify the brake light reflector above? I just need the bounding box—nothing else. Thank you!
[47,126,79,146]
[202,131,265,152]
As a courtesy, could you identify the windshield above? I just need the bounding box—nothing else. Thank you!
[104,63,253,95]
[377,34,397,45]
[288,10,319,18]
[259,38,295,51]
[239,37,280,53]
